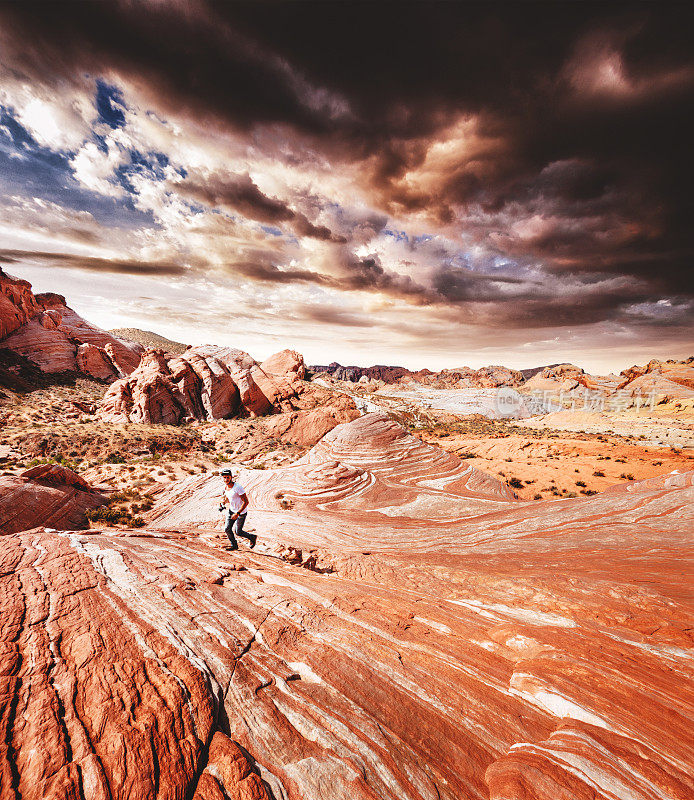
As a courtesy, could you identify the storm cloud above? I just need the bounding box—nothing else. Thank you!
[0,1,691,366]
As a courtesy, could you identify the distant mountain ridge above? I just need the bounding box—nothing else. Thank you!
[311,361,526,388]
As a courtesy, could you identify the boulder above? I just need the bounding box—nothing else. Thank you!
[260,349,306,379]
[76,343,118,381]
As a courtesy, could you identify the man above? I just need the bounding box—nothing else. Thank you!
[219,468,257,550]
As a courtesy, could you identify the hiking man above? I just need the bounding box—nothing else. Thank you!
[219,468,256,549]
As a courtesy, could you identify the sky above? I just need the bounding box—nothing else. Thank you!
[0,1,692,373]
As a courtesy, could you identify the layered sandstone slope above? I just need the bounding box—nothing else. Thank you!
[0,269,142,380]
[148,413,517,535]
[619,357,694,392]
[521,363,621,395]
[2,459,692,800]
[0,464,106,534]
[98,345,354,425]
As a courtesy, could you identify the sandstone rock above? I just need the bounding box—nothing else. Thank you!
[97,345,324,425]
[260,349,306,379]
[193,733,271,800]
[100,348,205,424]
[0,273,143,379]
[192,346,272,417]
[621,372,694,399]
[0,468,105,533]
[19,463,93,491]
[0,269,41,339]
[260,405,361,448]
[75,343,118,381]
[619,357,694,394]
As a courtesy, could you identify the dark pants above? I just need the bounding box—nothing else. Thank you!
[224,510,252,547]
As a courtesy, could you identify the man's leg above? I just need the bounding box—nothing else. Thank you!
[224,509,238,549]
[234,514,257,547]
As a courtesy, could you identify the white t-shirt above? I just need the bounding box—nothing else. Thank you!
[224,482,247,513]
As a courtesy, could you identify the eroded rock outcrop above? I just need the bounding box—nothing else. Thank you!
[0,465,105,534]
[0,269,143,380]
[99,346,320,424]
[618,357,694,396]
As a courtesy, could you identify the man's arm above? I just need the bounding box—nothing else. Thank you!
[232,493,249,518]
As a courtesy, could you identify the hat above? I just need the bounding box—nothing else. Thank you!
[220,467,234,476]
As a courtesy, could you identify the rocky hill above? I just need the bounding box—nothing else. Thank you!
[0,268,143,383]
[109,327,189,355]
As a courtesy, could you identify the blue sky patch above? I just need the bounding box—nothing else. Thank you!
[96,79,126,128]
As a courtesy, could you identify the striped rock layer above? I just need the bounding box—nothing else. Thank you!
[1,414,693,800]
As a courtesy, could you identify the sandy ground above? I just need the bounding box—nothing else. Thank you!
[417,429,694,499]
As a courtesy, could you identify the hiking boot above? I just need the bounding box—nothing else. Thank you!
[248,534,257,549]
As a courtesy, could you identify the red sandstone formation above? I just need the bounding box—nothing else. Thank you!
[1,413,692,799]
[19,463,93,490]
[260,348,306,380]
[0,465,104,534]
[0,269,142,380]
[522,363,622,396]
[98,345,334,424]
[0,270,41,339]
[618,357,694,395]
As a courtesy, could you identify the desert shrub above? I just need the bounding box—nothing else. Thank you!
[508,477,523,489]
[592,470,605,477]
[533,493,542,500]
[575,480,586,487]
[106,453,126,464]
[620,473,635,480]
[615,457,626,463]
[581,489,598,496]
[458,452,477,459]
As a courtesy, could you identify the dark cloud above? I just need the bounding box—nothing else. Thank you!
[295,304,370,328]
[230,258,331,287]
[0,249,186,276]
[0,1,692,336]
[228,250,433,303]
[176,172,345,241]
